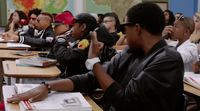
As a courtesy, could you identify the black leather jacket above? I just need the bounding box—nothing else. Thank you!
[19,26,54,51]
[49,34,89,78]
[69,40,184,111]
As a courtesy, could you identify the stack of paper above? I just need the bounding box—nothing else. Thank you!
[184,72,200,89]
[16,57,57,67]
[7,43,31,48]
[14,84,92,111]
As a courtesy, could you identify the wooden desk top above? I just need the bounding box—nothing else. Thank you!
[3,61,61,78]
[184,83,200,96]
[0,50,47,59]
[3,86,103,111]
[0,43,30,50]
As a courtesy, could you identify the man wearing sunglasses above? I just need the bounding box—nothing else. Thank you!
[7,2,184,111]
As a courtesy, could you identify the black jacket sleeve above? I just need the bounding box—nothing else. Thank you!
[22,30,54,47]
[68,52,123,92]
[103,50,184,110]
[52,41,88,64]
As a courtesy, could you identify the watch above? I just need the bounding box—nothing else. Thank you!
[57,37,66,43]
[41,81,51,93]
[85,57,100,70]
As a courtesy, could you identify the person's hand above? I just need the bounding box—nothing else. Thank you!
[88,31,104,59]
[2,32,19,42]
[7,85,49,103]
[162,25,174,38]
[192,61,200,73]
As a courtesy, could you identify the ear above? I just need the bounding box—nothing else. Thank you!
[81,23,87,31]
[184,29,190,36]
[135,24,142,35]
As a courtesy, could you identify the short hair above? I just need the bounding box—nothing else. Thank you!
[28,8,42,17]
[177,16,194,34]
[75,13,98,36]
[40,12,53,23]
[103,12,120,32]
[126,2,165,35]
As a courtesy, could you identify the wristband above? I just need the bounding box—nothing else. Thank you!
[41,81,51,93]
[85,57,100,70]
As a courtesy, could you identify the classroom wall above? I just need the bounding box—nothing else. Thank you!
[169,0,198,17]
[0,0,143,26]
[0,0,7,27]
[6,0,200,27]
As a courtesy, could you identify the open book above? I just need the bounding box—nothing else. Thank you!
[14,84,92,111]
[184,72,200,89]
[16,57,57,67]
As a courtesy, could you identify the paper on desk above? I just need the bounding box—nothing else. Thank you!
[184,72,200,89]
[7,43,31,48]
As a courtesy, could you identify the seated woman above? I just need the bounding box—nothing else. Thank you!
[5,10,28,33]
[190,12,200,73]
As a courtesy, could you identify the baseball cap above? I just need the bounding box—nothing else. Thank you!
[53,11,74,26]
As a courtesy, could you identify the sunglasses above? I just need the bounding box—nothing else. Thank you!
[120,22,136,34]
[30,17,36,21]
[51,22,64,28]
[177,15,185,21]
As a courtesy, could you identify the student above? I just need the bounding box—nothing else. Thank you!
[163,16,198,71]
[3,12,54,51]
[5,10,28,33]
[190,12,200,43]
[103,12,121,45]
[7,2,184,111]
[191,12,200,73]
[52,11,74,36]
[49,13,97,78]
[163,10,175,26]
[162,10,176,40]
[23,8,42,37]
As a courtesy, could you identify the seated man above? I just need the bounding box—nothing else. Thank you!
[21,8,42,37]
[3,12,54,51]
[7,2,184,111]
[163,16,198,71]
[49,13,98,78]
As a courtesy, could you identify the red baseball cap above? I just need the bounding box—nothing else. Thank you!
[54,11,74,26]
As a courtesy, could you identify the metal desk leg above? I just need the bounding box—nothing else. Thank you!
[16,78,20,83]
[7,77,11,85]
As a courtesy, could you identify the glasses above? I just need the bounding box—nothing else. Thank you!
[120,22,136,34]
[177,15,185,21]
[51,22,64,28]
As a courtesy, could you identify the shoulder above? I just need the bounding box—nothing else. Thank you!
[155,46,183,63]
[45,26,54,35]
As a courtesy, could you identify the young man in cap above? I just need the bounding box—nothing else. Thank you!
[48,12,97,78]
[8,2,184,111]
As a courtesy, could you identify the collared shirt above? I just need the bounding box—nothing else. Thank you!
[177,39,198,71]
